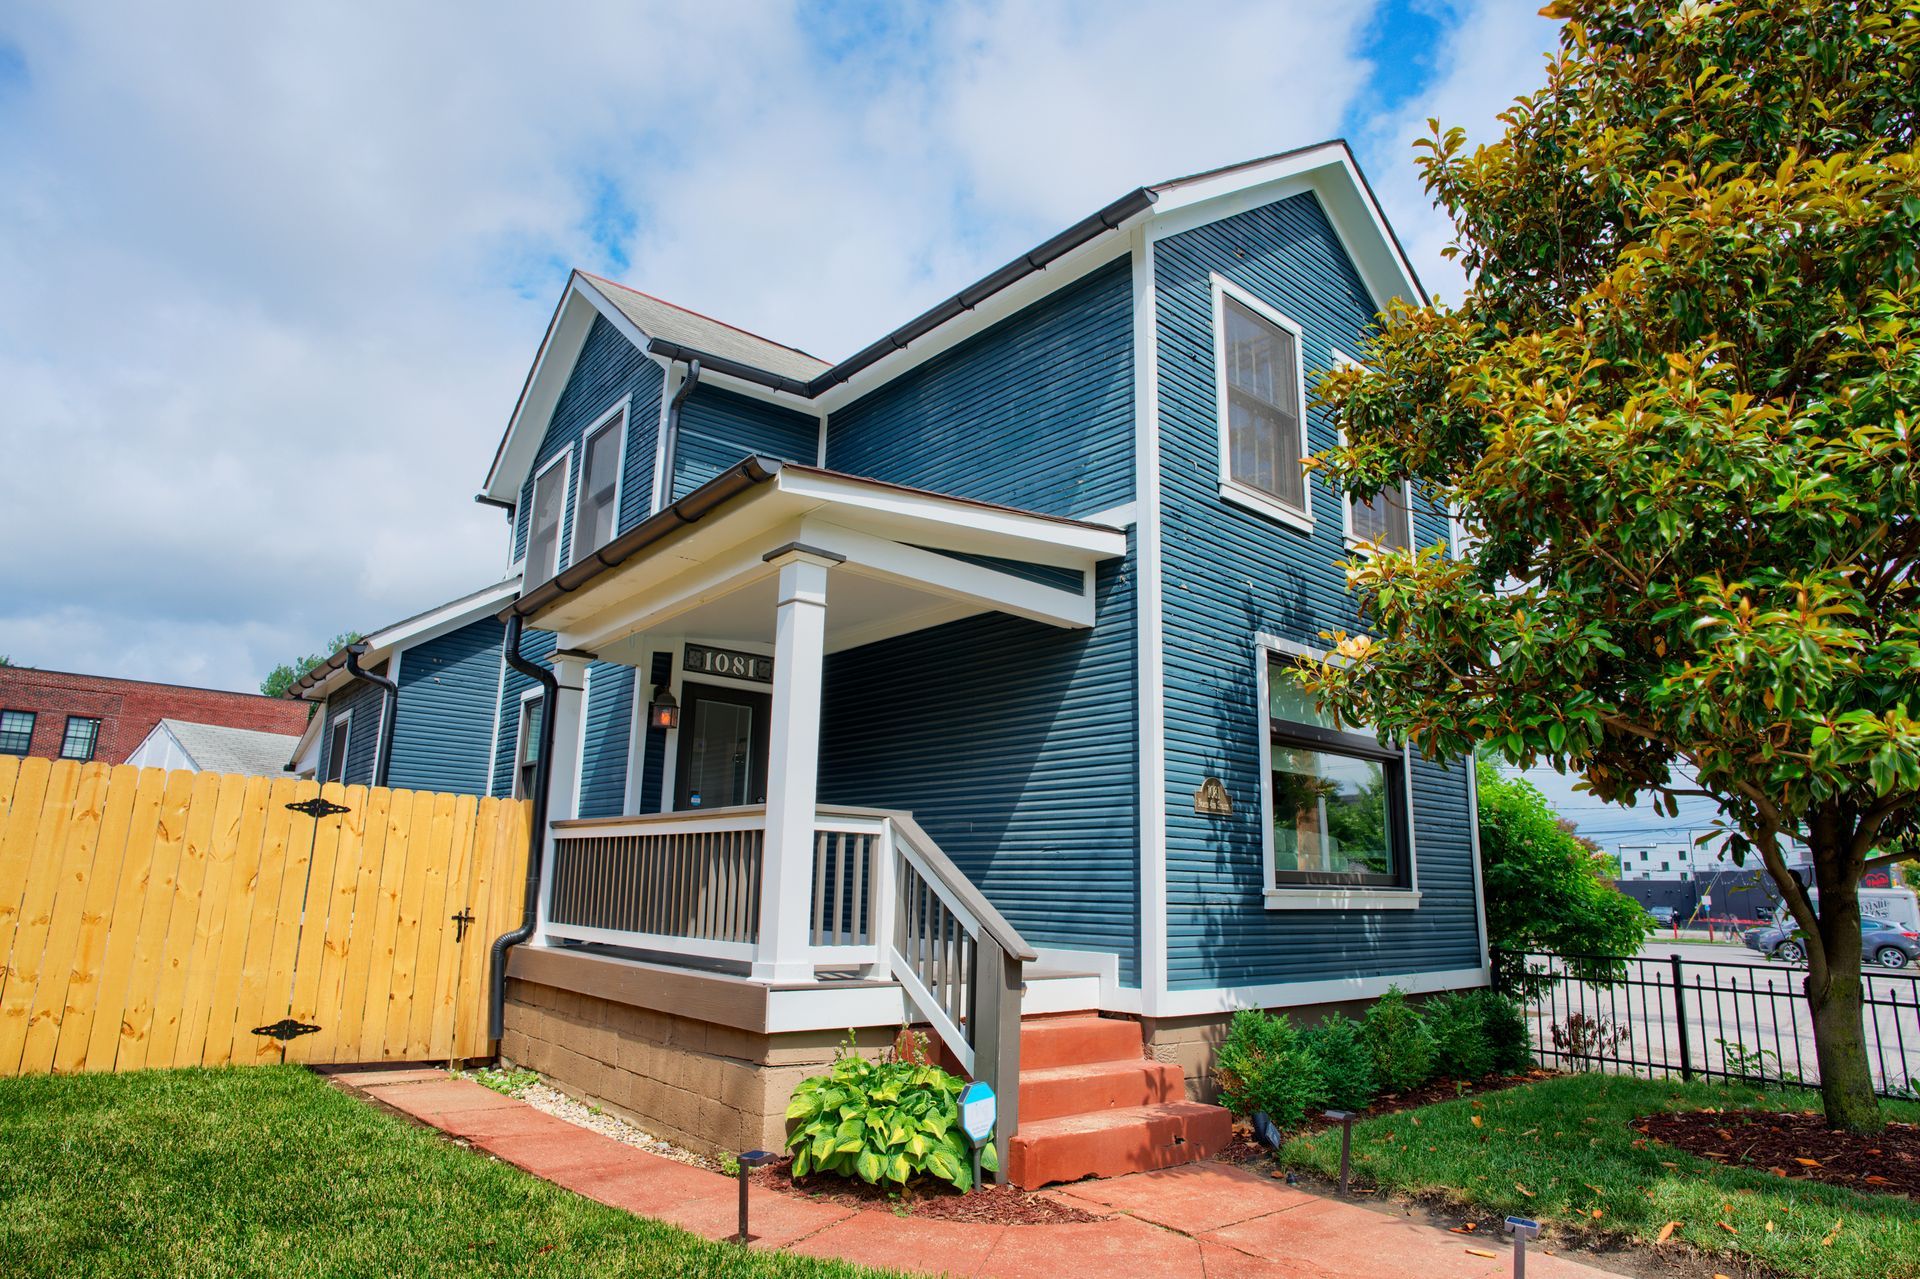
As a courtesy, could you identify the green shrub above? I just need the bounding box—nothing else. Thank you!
[1215,1008,1327,1128]
[1301,1012,1376,1111]
[1473,990,1534,1074]
[784,1038,994,1191]
[1425,993,1495,1081]
[1363,986,1435,1094]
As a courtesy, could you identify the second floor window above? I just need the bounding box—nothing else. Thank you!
[525,455,569,585]
[1347,482,1412,552]
[1218,285,1308,519]
[0,710,34,755]
[61,715,101,762]
[572,412,623,561]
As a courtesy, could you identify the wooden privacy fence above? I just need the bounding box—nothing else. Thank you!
[0,755,529,1076]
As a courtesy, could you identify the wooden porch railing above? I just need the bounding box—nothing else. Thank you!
[542,804,1034,1165]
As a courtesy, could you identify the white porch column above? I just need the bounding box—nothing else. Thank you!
[753,547,839,982]
[534,648,592,945]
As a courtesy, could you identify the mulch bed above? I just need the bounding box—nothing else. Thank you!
[1636,1108,1920,1199]
[749,1156,1103,1225]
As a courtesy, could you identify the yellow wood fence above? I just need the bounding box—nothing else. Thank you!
[0,756,529,1076]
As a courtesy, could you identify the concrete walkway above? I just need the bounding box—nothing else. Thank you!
[335,1069,1627,1279]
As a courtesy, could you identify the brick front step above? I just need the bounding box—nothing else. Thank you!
[1018,1014,1145,1070]
[1007,1100,1234,1189]
[1019,1058,1185,1123]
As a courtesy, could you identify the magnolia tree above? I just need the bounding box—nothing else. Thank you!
[1303,0,1919,1132]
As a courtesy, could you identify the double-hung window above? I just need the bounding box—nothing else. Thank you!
[1263,652,1413,904]
[571,410,623,562]
[60,716,100,762]
[1346,481,1412,552]
[325,714,351,784]
[0,710,34,755]
[1215,276,1310,524]
[515,695,544,800]
[524,454,570,586]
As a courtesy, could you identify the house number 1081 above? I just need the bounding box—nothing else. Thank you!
[683,643,773,684]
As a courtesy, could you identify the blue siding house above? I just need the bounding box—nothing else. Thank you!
[440,140,1486,1179]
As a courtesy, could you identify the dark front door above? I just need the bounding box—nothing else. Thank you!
[674,682,772,810]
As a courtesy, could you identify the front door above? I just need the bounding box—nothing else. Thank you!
[674,682,772,810]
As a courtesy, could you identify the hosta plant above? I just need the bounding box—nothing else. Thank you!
[784,1036,997,1192]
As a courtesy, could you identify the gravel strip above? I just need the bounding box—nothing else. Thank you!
[461,1072,721,1171]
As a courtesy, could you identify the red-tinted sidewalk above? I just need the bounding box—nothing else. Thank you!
[335,1069,1628,1279]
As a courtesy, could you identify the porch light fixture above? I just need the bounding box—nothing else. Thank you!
[648,684,679,731]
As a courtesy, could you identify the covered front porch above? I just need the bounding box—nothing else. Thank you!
[504,457,1128,1141]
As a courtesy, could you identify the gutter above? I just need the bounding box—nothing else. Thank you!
[343,643,398,788]
[643,186,1157,401]
[487,614,560,1042]
[502,454,783,621]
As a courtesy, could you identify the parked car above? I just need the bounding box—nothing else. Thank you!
[1646,905,1676,926]
[1743,916,1920,968]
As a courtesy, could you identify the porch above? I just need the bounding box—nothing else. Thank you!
[503,457,1149,1174]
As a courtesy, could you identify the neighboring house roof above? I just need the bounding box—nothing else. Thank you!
[482,138,1425,505]
[145,719,302,776]
[579,275,830,383]
[289,576,520,701]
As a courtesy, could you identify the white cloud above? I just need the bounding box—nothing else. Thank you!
[0,0,1555,692]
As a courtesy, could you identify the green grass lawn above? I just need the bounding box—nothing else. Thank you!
[1282,1073,1920,1279]
[0,1065,898,1279]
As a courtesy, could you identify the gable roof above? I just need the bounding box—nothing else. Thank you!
[149,719,302,777]
[289,576,520,701]
[482,139,1422,502]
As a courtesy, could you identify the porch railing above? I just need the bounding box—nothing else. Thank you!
[542,805,1035,1163]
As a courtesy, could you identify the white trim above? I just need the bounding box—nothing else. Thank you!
[325,710,352,785]
[1030,947,1142,1015]
[543,922,755,963]
[297,578,521,704]
[650,362,681,516]
[1254,633,1420,908]
[1466,749,1491,969]
[622,653,649,814]
[1212,273,1313,530]
[1131,224,1170,1017]
[569,396,631,566]
[571,662,593,820]
[1080,500,1137,529]
[816,411,829,467]
[1155,965,1491,1018]
[526,445,575,588]
[513,685,544,801]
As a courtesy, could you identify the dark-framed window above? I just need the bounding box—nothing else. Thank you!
[515,695,544,800]
[1266,657,1410,890]
[60,716,101,762]
[325,714,351,784]
[0,710,34,756]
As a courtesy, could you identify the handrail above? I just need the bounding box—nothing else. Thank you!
[552,804,766,831]
[842,807,1035,962]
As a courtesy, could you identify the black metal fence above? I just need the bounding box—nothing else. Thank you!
[1497,949,1920,1098]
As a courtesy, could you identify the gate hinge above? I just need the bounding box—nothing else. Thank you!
[287,797,352,819]
[252,1018,321,1043]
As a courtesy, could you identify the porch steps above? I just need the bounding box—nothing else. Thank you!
[1008,1014,1232,1188]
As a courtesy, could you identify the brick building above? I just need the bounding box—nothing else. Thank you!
[0,666,310,766]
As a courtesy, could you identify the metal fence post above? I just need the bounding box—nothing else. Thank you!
[1670,953,1694,1082]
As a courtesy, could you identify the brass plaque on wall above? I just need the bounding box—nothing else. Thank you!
[1194,776,1233,816]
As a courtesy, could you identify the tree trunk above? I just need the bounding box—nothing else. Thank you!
[1807,833,1884,1134]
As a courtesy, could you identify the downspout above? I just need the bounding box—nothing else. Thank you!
[657,357,702,505]
[487,613,559,1041]
[343,642,399,789]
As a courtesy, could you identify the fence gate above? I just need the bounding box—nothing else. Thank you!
[0,757,529,1076]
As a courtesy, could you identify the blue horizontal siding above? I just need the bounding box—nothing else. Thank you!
[387,618,505,796]
[514,314,666,568]
[824,256,1134,518]
[1154,191,1480,991]
[578,661,636,817]
[671,385,817,500]
[317,671,387,787]
[819,534,1139,984]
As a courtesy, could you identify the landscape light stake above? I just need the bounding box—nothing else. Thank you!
[1506,1216,1540,1279]
[1324,1111,1355,1196]
[733,1150,776,1244]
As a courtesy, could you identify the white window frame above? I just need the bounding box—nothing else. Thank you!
[1212,273,1313,533]
[1254,633,1421,910]
[569,397,630,566]
[514,688,545,801]
[325,711,352,785]
[524,444,575,587]
[1329,349,1414,556]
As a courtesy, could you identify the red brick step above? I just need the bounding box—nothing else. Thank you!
[1008,1101,1233,1188]
[1018,1014,1145,1070]
[1019,1058,1185,1123]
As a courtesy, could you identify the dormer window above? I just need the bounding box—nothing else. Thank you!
[1213,275,1311,529]
[525,451,570,585]
[571,408,624,563]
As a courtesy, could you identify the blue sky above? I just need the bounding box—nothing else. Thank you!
[0,2,1683,843]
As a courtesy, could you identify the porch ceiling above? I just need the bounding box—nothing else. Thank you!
[509,456,1128,658]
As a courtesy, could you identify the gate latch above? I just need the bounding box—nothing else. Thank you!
[451,907,475,942]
